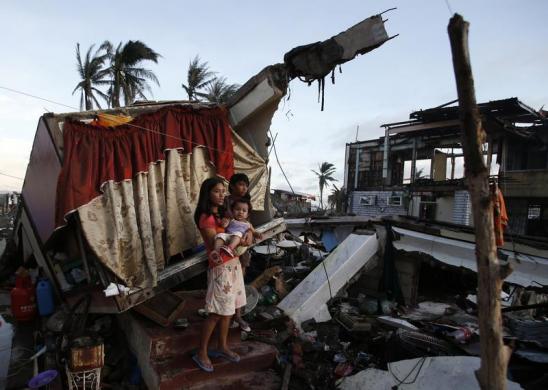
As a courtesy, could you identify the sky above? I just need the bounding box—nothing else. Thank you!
[1,0,547,202]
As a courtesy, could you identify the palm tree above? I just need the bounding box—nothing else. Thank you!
[203,77,240,104]
[72,43,110,111]
[182,55,216,101]
[312,162,337,209]
[102,40,161,108]
[328,184,346,213]
[414,167,427,180]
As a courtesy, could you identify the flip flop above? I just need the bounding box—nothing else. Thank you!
[230,321,240,329]
[208,349,240,362]
[220,245,234,257]
[239,322,251,333]
[192,354,214,373]
[218,351,240,363]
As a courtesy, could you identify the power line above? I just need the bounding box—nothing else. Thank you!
[0,85,79,111]
[0,171,24,181]
[444,0,454,15]
[0,85,236,157]
[268,129,296,194]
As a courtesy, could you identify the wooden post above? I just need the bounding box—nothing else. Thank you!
[448,14,512,390]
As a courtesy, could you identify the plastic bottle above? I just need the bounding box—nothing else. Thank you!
[10,273,37,322]
[449,327,472,344]
[36,279,55,316]
[0,315,14,390]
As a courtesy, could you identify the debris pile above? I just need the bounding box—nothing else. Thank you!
[238,223,548,389]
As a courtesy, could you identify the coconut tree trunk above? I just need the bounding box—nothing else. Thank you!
[112,74,121,108]
[319,186,323,209]
[448,14,512,390]
[84,85,92,111]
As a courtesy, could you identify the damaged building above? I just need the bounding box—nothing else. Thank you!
[271,189,316,215]
[2,12,404,390]
[344,98,548,238]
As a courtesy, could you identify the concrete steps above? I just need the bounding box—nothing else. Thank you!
[152,341,278,390]
[119,290,280,390]
[186,370,281,390]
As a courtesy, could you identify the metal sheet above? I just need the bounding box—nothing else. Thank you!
[392,227,548,288]
[338,356,523,390]
[278,233,378,327]
[21,118,61,244]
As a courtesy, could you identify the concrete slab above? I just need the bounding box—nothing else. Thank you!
[119,291,240,361]
[187,369,281,390]
[119,290,278,390]
[278,233,378,327]
[337,356,523,390]
[151,341,278,390]
[392,227,548,288]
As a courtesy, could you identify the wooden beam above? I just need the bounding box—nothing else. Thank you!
[448,14,512,390]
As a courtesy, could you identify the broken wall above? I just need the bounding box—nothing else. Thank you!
[348,191,406,218]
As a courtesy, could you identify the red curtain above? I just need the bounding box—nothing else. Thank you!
[55,105,234,227]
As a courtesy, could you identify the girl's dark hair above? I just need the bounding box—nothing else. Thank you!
[229,173,250,193]
[194,177,226,225]
[231,196,252,211]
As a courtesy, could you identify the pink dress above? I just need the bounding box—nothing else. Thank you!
[199,214,246,316]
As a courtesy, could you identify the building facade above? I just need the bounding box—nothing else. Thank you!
[344,98,548,237]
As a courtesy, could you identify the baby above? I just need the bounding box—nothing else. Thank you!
[213,197,260,259]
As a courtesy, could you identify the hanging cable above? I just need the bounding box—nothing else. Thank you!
[268,129,296,194]
[388,356,428,388]
[444,0,454,15]
[0,85,79,111]
[0,171,24,181]
[0,85,235,156]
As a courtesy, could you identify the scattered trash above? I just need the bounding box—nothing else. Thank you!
[27,370,58,389]
[103,282,130,297]
[377,315,419,331]
[173,318,189,329]
[334,362,354,377]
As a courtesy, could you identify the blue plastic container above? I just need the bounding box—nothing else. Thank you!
[36,279,55,316]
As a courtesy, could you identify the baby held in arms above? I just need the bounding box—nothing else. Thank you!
[211,197,261,263]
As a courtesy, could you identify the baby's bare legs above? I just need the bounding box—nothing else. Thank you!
[214,237,225,252]
[227,236,241,251]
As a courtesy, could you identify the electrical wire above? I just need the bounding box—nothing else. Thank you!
[444,0,454,15]
[268,129,296,195]
[321,259,334,301]
[0,85,235,157]
[388,356,428,388]
[0,172,24,181]
[0,85,79,111]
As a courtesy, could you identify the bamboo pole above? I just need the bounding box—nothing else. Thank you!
[447,14,512,390]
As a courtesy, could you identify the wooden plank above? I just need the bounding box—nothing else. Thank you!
[133,290,186,327]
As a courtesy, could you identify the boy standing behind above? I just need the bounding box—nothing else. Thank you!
[224,173,256,332]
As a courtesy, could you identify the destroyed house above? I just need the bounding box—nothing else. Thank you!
[344,98,548,237]
[12,11,395,316]
[271,188,316,215]
[14,65,290,314]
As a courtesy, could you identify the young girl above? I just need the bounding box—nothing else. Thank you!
[193,177,245,372]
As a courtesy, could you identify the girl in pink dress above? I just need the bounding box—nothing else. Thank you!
[192,177,245,372]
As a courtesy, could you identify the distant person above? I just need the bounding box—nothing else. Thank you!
[193,177,245,373]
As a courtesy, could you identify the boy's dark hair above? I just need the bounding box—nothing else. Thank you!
[229,173,250,193]
[194,177,226,225]
[231,196,252,210]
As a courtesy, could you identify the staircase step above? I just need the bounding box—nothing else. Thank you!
[119,291,241,361]
[186,369,281,390]
[150,341,278,390]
